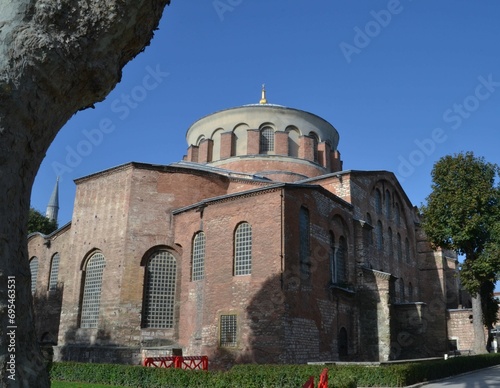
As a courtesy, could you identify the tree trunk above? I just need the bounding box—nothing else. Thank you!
[471,295,488,355]
[0,1,170,385]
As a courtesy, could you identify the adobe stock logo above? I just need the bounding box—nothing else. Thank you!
[52,64,169,180]
[213,0,243,22]
[339,0,412,64]
[397,74,500,182]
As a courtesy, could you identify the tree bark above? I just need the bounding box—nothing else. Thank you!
[0,0,170,386]
[471,295,487,355]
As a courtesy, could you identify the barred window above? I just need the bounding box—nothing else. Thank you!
[80,252,105,328]
[49,253,60,291]
[30,257,39,294]
[259,127,274,153]
[397,233,403,261]
[395,203,401,226]
[143,251,177,328]
[336,236,347,284]
[385,190,391,218]
[234,223,252,275]
[375,189,382,214]
[299,207,311,279]
[192,232,205,281]
[220,314,237,347]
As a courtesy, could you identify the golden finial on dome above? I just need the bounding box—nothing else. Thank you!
[259,84,268,104]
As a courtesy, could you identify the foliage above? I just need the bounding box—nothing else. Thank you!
[420,152,500,326]
[28,207,58,235]
[50,355,500,387]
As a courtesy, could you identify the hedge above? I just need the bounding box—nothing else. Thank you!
[50,353,500,387]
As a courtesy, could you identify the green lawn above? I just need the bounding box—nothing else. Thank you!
[51,382,128,388]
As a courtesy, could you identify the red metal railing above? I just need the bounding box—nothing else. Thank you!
[143,356,208,370]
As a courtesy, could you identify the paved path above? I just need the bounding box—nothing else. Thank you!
[420,364,500,387]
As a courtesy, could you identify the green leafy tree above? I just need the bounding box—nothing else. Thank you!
[421,151,500,354]
[28,207,58,235]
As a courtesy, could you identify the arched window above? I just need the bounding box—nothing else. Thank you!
[299,207,311,280]
[192,232,205,281]
[234,223,252,275]
[395,203,401,226]
[375,189,382,214]
[366,213,373,245]
[336,236,347,284]
[329,232,336,283]
[143,250,177,328]
[388,228,393,259]
[376,221,383,250]
[397,233,402,261]
[48,253,60,291]
[405,237,410,263]
[30,257,39,294]
[286,126,300,157]
[385,190,391,218]
[259,126,274,154]
[80,252,105,328]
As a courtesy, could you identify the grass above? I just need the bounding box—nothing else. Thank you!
[51,382,128,388]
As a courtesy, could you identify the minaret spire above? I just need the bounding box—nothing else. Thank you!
[46,177,59,224]
[259,84,268,104]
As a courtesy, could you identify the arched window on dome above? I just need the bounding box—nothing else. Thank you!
[388,227,393,260]
[30,257,39,294]
[397,233,402,261]
[143,250,177,328]
[286,126,300,157]
[80,252,105,328]
[309,132,319,162]
[259,126,274,154]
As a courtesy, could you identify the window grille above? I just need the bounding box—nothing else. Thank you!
[49,253,60,291]
[234,223,252,275]
[385,190,391,218]
[143,251,177,328]
[220,315,237,347]
[192,232,205,281]
[375,189,382,214]
[30,257,39,294]
[259,127,274,153]
[80,252,105,328]
[336,237,347,283]
[395,203,401,226]
[299,207,311,279]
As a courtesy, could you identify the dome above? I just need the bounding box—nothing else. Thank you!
[184,90,343,181]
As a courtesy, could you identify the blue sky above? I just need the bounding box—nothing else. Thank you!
[32,1,500,227]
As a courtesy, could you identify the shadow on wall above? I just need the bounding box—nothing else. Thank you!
[33,283,64,346]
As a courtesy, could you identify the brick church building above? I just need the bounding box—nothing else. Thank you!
[28,89,466,367]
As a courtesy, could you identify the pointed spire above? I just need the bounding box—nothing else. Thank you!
[259,84,268,104]
[46,177,59,224]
